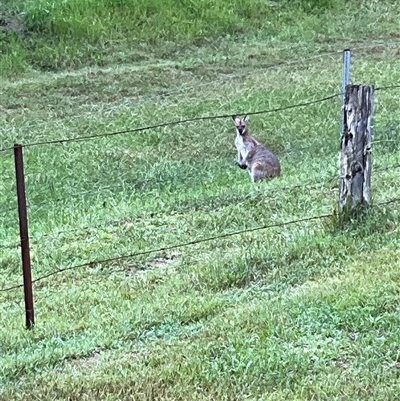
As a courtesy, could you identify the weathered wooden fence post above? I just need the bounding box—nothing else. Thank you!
[14,144,35,329]
[339,84,374,214]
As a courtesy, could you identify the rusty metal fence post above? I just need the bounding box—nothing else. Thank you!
[14,144,35,329]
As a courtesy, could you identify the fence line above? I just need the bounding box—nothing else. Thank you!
[1,84,399,154]
[0,128,398,220]
[375,84,400,92]
[2,157,397,253]
[7,156,399,249]
[0,93,341,153]
[2,48,400,326]
[2,153,397,233]
[3,195,400,294]
[18,123,400,181]
[0,212,334,292]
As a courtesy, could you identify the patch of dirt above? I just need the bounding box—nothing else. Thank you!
[125,255,177,276]
[0,16,25,35]
[147,255,176,269]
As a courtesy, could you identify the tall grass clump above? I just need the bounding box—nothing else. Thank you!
[0,33,27,77]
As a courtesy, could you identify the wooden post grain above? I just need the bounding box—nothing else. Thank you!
[339,84,374,213]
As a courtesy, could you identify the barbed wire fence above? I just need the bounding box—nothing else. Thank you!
[1,48,400,328]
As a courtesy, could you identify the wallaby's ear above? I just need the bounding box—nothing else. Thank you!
[244,115,250,122]
[232,115,241,125]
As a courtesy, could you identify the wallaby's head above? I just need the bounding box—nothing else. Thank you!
[232,115,250,136]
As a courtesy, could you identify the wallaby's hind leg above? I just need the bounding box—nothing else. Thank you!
[251,169,264,182]
[251,163,271,182]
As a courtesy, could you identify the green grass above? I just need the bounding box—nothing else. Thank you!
[1,0,400,400]
[1,0,399,76]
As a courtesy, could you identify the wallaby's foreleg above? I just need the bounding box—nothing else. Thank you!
[237,151,247,169]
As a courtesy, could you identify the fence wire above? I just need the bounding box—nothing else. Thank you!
[2,156,397,251]
[0,93,340,153]
[2,195,400,294]
[1,84,398,154]
[0,212,333,292]
[0,151,398,248]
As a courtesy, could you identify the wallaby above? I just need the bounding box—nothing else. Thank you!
[232,115,281,182]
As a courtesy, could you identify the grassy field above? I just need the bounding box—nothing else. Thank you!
[1,0,400,400]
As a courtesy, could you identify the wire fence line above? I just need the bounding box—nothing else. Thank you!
[2,194,400,294]
[0,134,398,227]
[0,82,398,240]
[1,83,399,154]
[0,149,400,236]
[7,135,398,216]
[0,92,341,153]
[2,154,398,254]
[375,84,400,92]
[0,212,335,293]
[0,132,398,229]
[1,83,399,156]
[1,46,400,324]
[16,123,400,183]
[1,149,397,228]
